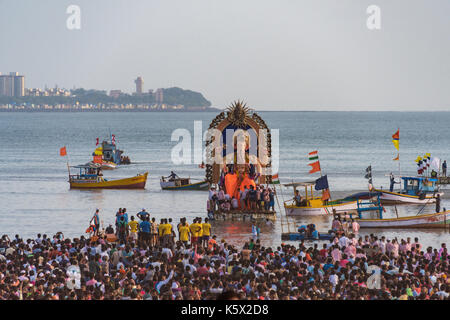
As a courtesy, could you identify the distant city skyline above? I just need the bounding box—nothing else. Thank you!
[1,0,449,111]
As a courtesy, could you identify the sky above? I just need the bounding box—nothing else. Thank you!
[0,0,449,111]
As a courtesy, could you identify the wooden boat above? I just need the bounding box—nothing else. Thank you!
[160,177,209,191]
[87,160,117,170]
[355,210,450,228]
[284,182,357,216]
[373,176,443,205]
[69,164,148,189]
[100,161,117,170]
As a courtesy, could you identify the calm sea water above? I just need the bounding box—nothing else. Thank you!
[0,111,449,247]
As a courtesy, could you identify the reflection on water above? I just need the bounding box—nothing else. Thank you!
[0,112,449,249]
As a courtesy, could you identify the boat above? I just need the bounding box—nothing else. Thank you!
[69,163,148,189]
[283,181,358,216]
[87,160,117,170]
[281,232,334,241]
[352,193,450,228]
[372,176,443,205]
[160,177,209,191]
[93,135,131,166]
[355,211,450,228]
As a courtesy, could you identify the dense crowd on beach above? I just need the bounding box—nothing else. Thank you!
[0,208,448,300]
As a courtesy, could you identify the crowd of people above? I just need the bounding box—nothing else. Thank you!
[0,208,448,300]
[208,185,276,214]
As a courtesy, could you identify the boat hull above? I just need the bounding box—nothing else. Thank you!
[160,180,209,191]
[101,162,117,170]
[356,211,450,228]
[374,189,443,204]
[285,200,358,216]
[70,172,148,189]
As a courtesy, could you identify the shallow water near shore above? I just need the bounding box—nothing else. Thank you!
[0,111,449,248]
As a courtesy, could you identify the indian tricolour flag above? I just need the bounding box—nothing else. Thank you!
[308,150,319,161]
[271,173,280,184]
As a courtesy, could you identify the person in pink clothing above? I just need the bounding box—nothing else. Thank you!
[391,239,399,258]
[344,244,356,259]
[331,245,342,262]
[351,219,360,234]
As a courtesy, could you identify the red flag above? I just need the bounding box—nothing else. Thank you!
[96,138,99,146]
[59,146,67,156]
[308,161,321,174]
[93,155,103,164]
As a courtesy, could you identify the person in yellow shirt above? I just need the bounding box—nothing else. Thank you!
[201,218,212,248]
[190,218,202,247]
[163,219,172,247]
[179,222,190,245]
[158,219,165,245]
[127,216,139,242]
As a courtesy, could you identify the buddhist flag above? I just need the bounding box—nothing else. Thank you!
[59,146,67,157]
[308,161,321,174]
[392,129,399,151]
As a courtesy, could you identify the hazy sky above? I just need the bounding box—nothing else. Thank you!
[1,0,449,110]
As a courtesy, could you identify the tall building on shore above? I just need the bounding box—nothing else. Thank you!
[134,76,143,95]
[0,72,25,97]
[154,88,164,104]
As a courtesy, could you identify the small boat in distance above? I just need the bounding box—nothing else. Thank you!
[93,135,131,166]
[69,163,148,189]
[160,176,209,191]
[372,176,443,205]
[283,181,358,216]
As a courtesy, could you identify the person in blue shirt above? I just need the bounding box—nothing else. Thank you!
[139,217,151,245]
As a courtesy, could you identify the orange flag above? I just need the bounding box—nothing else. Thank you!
[93,155,103,164]
[308,161,321,174]
[393,154,399,161]
[60,146,67,156]
[322,188,330,201]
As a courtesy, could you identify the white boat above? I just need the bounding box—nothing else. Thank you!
[283,181,358,216]
[373,176,443,205]
[356,211,450,228]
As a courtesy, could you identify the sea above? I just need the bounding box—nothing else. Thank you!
[0,111,449,248]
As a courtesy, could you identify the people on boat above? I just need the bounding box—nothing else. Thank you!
[389,172,400,192]
[167,171,179,181]
[431,169,438,178]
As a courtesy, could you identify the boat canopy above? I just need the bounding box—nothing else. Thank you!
[283,181,316,188]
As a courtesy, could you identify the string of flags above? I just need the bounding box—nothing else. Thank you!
[415,153,440,175]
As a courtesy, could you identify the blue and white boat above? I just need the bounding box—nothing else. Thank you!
[372,176,443,205]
